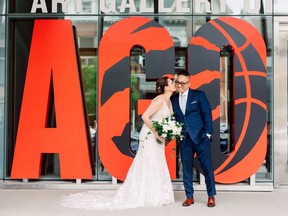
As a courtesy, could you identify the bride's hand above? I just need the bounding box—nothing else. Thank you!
[153,131,165,143]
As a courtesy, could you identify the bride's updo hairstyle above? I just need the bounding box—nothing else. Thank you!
[156,76,169,95]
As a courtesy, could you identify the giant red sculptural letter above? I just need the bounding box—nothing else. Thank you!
[11,20,92,179]
[98,17,175,181]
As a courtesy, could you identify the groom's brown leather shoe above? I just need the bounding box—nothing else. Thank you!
[182,198,194,206]
[207,196,216,207]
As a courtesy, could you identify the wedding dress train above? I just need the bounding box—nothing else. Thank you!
[60,96,175,210]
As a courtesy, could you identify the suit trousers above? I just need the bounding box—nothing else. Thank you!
[180,133,216,198]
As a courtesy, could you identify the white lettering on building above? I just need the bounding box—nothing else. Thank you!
[52,0,68,13]
[176,0,190,13]
[75,0,83,13]
[140,0,153,13]
[31,0,48,13]
[119,0,137,13]
[219,0,226,13]
[30,0,273,15]
[244,0,260,14]
[195,0,211,14]
[100,0,116,13]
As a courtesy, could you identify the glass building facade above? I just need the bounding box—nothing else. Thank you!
[0,0,288,189]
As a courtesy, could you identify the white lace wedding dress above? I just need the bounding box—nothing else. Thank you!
[60,96,175,210]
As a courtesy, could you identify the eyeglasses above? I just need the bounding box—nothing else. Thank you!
[175,81,190,87]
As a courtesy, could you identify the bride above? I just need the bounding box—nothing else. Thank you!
[61,76,176,210]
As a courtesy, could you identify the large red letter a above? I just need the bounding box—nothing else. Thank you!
[11,20,92,179]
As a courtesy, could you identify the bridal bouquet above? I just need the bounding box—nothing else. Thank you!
[151,115,184,144]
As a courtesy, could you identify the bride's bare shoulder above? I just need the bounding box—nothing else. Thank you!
[152,95,164,105]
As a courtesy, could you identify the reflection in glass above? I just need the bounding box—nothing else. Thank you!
[81,56,97,169]
[130,46,155,154]
[159,16,192,49]
[70,17,102,180]
[219,45,234,154]
[159,16,191,72]
[130,47,143,154]
[68,16,98,48]
[0,15,4,179]
[0,0,5,14]
[41,154,60,177]
[251,16,272,182]
[274,0,288,14]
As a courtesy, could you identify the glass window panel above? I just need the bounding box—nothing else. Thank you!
[81,55,98,179]
[274,0,288,14]
[0,0,5,14]
[0,15,5,179]
[159,16,192,48]
[159,16,193,71]
[67,16,98,48]
[220,45,235,154]
[130,46,145,154]
[101,15,131,33]
[67,16,99,180]
[260,16,273,182]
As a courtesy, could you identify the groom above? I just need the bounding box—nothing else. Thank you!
[171,71,216,207]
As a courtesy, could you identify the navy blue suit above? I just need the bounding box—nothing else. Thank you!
[171,89,216,198]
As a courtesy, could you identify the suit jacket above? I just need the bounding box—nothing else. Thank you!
[171,88,213,145]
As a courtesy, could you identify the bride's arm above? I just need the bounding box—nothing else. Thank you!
[141,97,163,141]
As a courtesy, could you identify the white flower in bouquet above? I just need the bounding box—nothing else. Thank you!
[151,114,184,144]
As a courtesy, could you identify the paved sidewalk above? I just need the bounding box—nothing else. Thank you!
[0,188,288,216]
